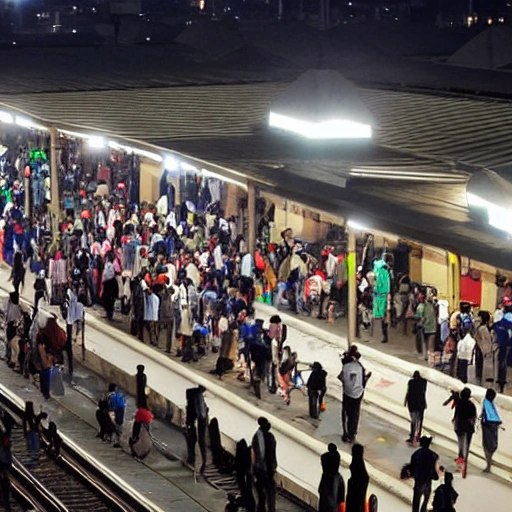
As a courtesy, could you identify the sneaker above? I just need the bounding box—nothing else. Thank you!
[342,434,349,443]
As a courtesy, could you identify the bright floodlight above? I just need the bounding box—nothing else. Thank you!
[347,220,369,231]
[88,136,105,149]
[164,156,179,171]
[0,111,13,124]
[269,112,372,140]
[467,192,512,235]
[15,115,46,130]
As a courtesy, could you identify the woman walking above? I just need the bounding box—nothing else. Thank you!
[481,388,502,473]
[474,311,492,386]
[345,443,369,512]
[452,387,477,478]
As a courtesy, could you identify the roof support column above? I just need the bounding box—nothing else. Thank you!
[347,224,357,347]
[49,126,60,234]
[247,181,256,256]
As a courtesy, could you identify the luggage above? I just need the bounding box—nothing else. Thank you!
[50,366,65,397]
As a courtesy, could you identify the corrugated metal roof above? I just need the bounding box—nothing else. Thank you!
[0,82,510,173]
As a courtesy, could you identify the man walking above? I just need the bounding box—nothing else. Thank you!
[409,436,439,512]
[251,417,277,512]
[339,345,371,443]
[404,370,427,446]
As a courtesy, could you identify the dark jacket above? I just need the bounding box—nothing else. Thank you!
[308,368,327,392]
[136,369,147,409]
[251,428,277,475]
[410,447,439,486]
[453,399,477,434]
[405,377,427,412]
[318,472,345,512]
[345,458,369,512]
[432,484,458,512]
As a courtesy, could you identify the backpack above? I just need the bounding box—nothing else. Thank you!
[459,312,473,332]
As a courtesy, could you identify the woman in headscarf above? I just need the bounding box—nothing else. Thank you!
[481,388,502,473]
[345,443,369,512]
[318,443,345,512]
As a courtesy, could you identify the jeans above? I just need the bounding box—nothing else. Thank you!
[457,431,473,461]
[308,389,325,419]
[409,410,424,442]
[412,481,431,512]
[342,394,362,439]
[40,368,51,399]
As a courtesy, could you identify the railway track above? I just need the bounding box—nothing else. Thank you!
[0,390,162,512]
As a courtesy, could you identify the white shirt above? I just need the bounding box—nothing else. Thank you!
[458,333,476,361]
[214,244,223,270]
[144,293,160,322]
[437,299,450,323]
[341,360,367,399]
[241,253,253,278]
[66,289,84,325]
[166,263,177,285]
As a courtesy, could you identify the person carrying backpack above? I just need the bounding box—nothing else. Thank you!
[107,383,126,448]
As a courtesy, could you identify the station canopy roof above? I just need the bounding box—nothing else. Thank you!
[1,39,512,268]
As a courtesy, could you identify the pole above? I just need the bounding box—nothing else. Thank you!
[347,225,357,348]
[49,127,60,235]
[247,181,256,256]
[81,311,85,361]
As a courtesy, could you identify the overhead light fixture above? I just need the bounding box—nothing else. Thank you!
[88,136,105,149]
[108,140,134,153]
[0,111,13,124]
[135,148,162,162]
[347,219,369,232]
[15,115,47,131]
[467,192,512,235]
[164,156,179,171]
[349,168,466,183]
[269,112,372,139]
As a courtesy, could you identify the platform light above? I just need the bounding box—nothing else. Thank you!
[467,192,512,235]
[269,112,372,139]
[0,111,13,124]
[108,140,134,153]
[88,136,105,149]
[164,156,179,171]
[347,220,370,232]
[349,168,466,182]
[15,115,46,130]
[135,148,163,162]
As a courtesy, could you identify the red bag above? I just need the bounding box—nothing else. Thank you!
[255,250,266,271]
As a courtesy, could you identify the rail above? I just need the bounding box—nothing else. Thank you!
[0,383,164,512]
